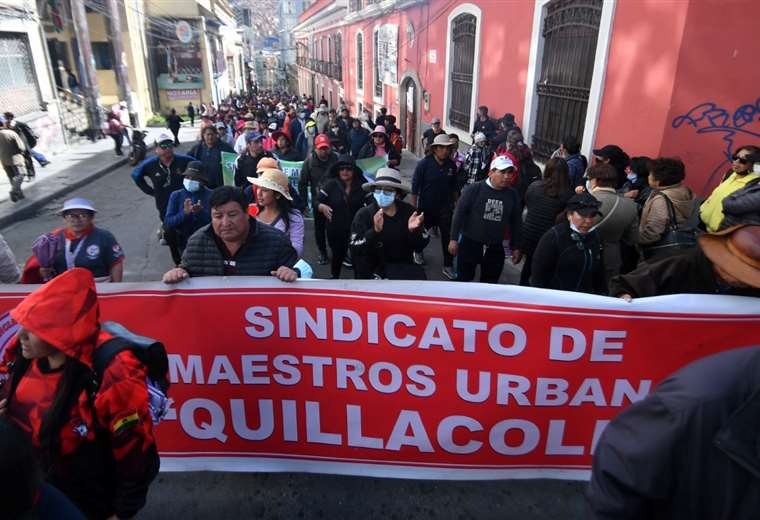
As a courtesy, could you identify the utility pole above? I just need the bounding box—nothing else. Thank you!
[70,0,102,140]
[106,0,134,118]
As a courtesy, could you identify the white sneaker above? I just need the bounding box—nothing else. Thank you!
[413,252,425,265]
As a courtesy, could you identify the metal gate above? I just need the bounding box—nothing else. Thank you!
[532,0,602,159]
[447,14,476,131]
[0,33,42,116]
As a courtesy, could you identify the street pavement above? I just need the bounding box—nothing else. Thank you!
[0,134,586,519]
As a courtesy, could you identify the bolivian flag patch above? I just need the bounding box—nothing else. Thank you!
[112,412,140,435]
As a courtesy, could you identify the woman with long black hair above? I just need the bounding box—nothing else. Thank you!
[318,155,368,278]
[0,268,159,519]
[519,157,573,285]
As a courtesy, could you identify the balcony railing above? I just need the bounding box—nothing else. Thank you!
[297,57,342,81]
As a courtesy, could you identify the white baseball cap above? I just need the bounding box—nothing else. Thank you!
[155,132,174,145]
[473,132,487,143]
[490,155,516,171]
[60,198,97,214]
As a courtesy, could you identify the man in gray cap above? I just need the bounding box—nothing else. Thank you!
[421,117,445,153]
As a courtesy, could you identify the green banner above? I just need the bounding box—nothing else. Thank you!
[279,160,304,185]
[221,151,237,186]
[356,156,387,180]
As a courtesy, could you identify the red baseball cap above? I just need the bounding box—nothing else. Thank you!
[315,134,331,149]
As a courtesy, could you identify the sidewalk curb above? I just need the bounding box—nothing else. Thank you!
[0,157,128,230]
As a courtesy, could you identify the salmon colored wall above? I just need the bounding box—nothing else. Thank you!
[659,0,760,195]
[594,0,689,159]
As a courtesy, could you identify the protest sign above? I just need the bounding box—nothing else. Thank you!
[221,151,237,186]
[1,279,758,479]
[356,156,387,180]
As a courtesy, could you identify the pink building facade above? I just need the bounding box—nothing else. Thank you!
[294,0,760,195]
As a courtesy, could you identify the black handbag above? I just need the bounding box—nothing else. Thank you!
[642,192,699,261]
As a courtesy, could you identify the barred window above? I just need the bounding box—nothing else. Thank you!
[0,32,42,116]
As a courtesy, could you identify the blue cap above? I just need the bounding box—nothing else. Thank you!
[245,131,264,143]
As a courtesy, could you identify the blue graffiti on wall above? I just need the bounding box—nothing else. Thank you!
[671,98,760,189]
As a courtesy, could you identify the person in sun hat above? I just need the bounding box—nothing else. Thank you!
[350,167,428,280]
[248,167,304,257]
[611,224,760,300]
[356,125,401,168]
[33,198,124,283]
[530,192,606,294]
[164,161,213,258]
[411,133,459,278]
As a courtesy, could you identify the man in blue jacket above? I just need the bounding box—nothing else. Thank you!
[131,132,194,263]
[164,161,213,262]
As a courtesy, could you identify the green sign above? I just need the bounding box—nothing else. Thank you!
[356,156,387,180]
[221,151,237,186]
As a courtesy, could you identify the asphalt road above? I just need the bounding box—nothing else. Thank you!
[0,151,586,520]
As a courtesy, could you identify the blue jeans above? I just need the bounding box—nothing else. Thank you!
[30,149,47,164]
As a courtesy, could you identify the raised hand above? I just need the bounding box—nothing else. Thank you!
[408,211,424,232]
[373,208,384,233]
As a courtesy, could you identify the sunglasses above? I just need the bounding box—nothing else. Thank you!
[159,142,174,149]
[732,154,750,164]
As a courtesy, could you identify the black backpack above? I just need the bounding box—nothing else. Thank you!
[15,121,37,149]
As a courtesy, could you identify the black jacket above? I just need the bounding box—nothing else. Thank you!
[530,222,607,294]
[520,180,572,254]
[189,140,236,188]
[234,150,273,187]
[608,246,760,298]
[274,147,303,162]
[131,154,194,218]
[298,150,338,210]
[318,177,368,234]
[588,346,760,520]
[180,218,297,276]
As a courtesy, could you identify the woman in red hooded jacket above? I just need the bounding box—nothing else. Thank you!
[0,268,159,520]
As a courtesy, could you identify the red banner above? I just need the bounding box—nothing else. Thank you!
[2,278,759,480]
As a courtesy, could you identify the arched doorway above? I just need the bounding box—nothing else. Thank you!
[399,72,422,156]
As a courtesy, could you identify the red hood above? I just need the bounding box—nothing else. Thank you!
[10,268,99,367]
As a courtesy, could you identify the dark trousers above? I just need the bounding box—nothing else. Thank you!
[519,252,533,286]
[170,127,180,146]
[456,235,505,284]
[423,208,453,267]
[189,114,195,126]
[314,209,328,255]
[327,229,349,278]
[110,132,123,155]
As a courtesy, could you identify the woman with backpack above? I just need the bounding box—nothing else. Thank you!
[0,268,160,519]
[639,157,698,261]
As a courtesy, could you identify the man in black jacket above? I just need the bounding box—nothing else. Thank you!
[298,135,338,264]
[588,345,760,520]
[449,156,523,283]
[162,186,298,283]
[234,132,272,186]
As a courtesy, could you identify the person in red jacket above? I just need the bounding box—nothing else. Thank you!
[0,268,159,519]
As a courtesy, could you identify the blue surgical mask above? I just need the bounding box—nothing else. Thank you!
[626,172,637,182]
[373,190,395,208]
[184,179,201,192]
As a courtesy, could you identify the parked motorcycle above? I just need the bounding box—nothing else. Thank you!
[129,129,147,166]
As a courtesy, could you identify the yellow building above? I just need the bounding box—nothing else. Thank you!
[41,0,244,126]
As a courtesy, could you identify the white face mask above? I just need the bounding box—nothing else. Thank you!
[184,179,201,192]
[585,179,593,192]
[754,163,760,174]
[626,173,637,182]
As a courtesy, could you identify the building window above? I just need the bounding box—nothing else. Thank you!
[373,28,382,99]
[532,0,603,160]
[91,41,113,70]
[407,22,414,48]
[0,32,42,116]
[356,32,364,92]
[447,13,477,131]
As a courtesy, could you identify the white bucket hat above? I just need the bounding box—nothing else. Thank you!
[362,167,410,193]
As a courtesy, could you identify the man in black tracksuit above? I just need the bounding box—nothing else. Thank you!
[298,134,338,264]
[449,155,523,283]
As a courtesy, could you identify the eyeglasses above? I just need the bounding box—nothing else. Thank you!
[158,142,174,149]
[64,212,91,219]
[732,154,750,164]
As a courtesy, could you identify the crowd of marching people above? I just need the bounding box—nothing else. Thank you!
[0,86,759,519]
